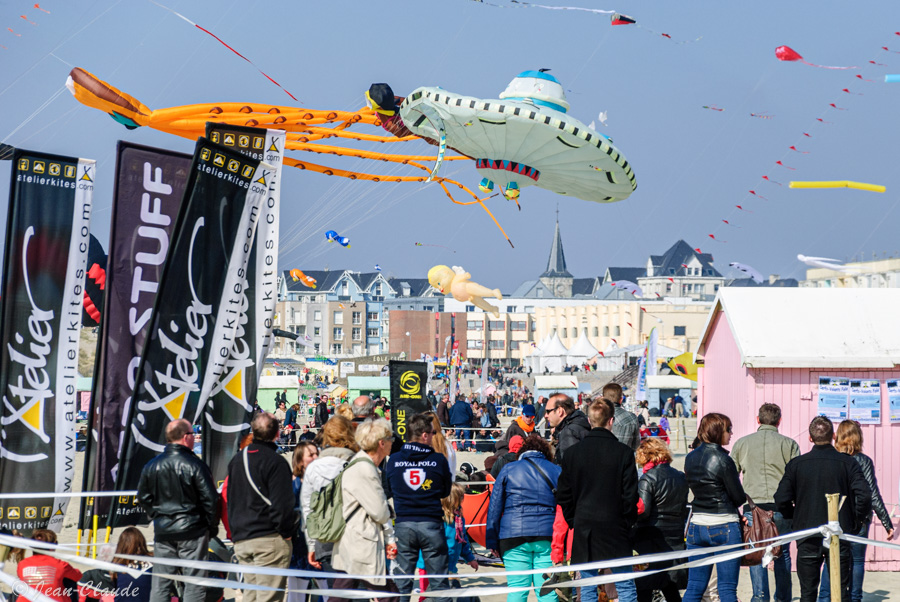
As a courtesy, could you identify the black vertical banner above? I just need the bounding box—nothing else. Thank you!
[81,143,191,527]
[203,123,283,485]
[0,150,94,533]
[389,360,429,444]
[113,138,271,517]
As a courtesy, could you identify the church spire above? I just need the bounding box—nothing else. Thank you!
[541,214,573,278]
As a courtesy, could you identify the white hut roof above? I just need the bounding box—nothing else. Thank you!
[699,288,900,369]
[568,328,600,358]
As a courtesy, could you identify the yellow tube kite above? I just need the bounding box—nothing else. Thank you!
[788,180,886,193]
[64,67,513,245]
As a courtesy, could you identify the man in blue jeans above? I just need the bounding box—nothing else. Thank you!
[731,403,800,602]
[557,398,638,602]
[385,413,453,602]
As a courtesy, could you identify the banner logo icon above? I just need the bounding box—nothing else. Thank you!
[400,370,420,395]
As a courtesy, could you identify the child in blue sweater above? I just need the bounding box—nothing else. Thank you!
[417,483,478,590]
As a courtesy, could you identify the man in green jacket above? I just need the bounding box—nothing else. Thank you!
[731,403,799,602]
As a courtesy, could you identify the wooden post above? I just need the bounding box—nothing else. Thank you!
[826,493,841,602]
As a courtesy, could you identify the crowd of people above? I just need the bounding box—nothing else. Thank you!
[7,390,896,602]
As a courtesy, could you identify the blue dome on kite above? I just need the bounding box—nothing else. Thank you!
[500,70,569,113]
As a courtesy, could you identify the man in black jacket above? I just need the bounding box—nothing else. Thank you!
[137,419,218,602]
[545,393,590,463]
[774,416,871,602]
[226,412,295,602]
[557,398,638,602]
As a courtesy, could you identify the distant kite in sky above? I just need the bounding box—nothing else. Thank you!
[608,11,701,43]
[611,280,643,297]
[325,230,351,247]
[735,205,752,212]
[761,175,782,186]
[855,74,875,82]
[289,269,317,288]
[775,160,795,170]
[789,180,886,193]
[797,255,857,272]
[34,4,50,13]
[374,264,382,271]
[708,234,726,243]
[721,220,739,228]
[415,242,456,253]
[828,103,848,110]
[750,112,773,119]
[748,190,767,200]
[788,146,809,153]
[702,105,724,112]
[775,46,857,69]
[729,262,763,283]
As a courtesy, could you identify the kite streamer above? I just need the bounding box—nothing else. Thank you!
[789,181,886,193]
[149,0,299,101]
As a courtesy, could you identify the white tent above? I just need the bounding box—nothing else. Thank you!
[539,330,570,373]
[567,328,600,366]
[524,333,551,370]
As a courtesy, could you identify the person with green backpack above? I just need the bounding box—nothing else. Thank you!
[300,416,359,573]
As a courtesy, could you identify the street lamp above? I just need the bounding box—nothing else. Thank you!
[405,331,411,359]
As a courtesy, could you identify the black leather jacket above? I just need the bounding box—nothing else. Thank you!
[854,452,894,533]
[137,443,218,542]
[684,443,745,516]
[637,463,689,546]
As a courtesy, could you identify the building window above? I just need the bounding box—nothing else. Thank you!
[367,328,379,338]
[592,327,599,336]
[340,281,349,296]
[314,327,320,336]
[367,312,379,321]
[488,340,505,350]
[525,306,534,313]
[314,310,322,321]
[466,305,476,311]
[674,326,686,336]
[467,340,483,349]
[375,283,382,295]
[352,328,361,341]
[423,306,434,311]
[352,311,362,324]
[714,284,720,291]
[510,341,521,350]
[615,326,621,336]
[510,321,527,331]
[604,326,609,336]
[333,311,343,324]
[332,343,342,354]
[561,328,568,338]
[467,320,483,331]
[666,283,672,293]
[333,327,343,340]
[488,321,505,331]
[314,343,320,353]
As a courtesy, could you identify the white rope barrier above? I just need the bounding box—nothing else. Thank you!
[0,490,137,500]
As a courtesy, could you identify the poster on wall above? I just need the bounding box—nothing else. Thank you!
[886,380,900,424]
[816,376,849,421]
[848,379,881,424]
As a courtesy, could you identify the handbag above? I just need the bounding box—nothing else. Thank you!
[524,456,557,496]
[741,494,781,567]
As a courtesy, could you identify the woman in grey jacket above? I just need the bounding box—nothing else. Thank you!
[818,420,895,602]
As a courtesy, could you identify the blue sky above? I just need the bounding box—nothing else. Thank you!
[1,0,899,291]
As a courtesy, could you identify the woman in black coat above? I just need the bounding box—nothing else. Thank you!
[682,413,745,602]
[633,437,689,602]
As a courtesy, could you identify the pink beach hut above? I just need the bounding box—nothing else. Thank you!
[697,288,900,570]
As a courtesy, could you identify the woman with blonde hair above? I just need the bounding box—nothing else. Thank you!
[634,438,688,602]
[335,403,353,421]
[330,418,397,601]
[301,415,359,571]
[426,411,457,479]
[818,420,895,602]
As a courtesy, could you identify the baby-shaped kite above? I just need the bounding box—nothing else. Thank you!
[428,265,502,317]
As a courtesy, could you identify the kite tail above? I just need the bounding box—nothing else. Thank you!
[801,60,858,70]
